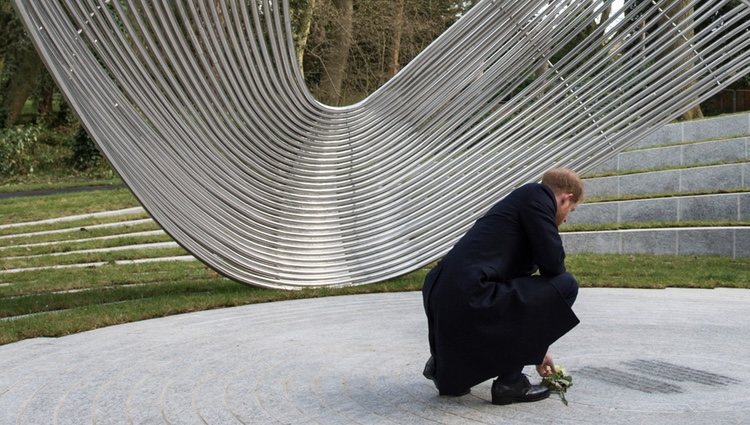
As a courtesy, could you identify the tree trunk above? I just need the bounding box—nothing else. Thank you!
[599,4,611,24]
[36,74,56,126]
[2,48,42,127]
[36,90,53,126]
[535,61,549,79]
[386,0,405,80]
[661,0,703,121]
[294,0,316,75]
[317,0,353,105]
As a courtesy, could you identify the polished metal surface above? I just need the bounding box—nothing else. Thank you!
[11,0,750,288]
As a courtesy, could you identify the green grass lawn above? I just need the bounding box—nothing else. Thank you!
[0,188,140,223]
[0,176,122,193]
[0,220,161,246]
[1,182,749,346]
[1,254,748,346]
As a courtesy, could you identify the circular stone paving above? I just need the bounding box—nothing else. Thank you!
[1,288,749,424]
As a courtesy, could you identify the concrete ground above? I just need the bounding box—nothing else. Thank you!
[1,288,749,424]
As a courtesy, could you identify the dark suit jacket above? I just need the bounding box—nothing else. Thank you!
[422,183,579,393]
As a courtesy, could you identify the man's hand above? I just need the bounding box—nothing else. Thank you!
[536,353,555,377]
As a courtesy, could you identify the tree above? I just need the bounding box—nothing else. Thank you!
[315,0,354,105]
[696,0,749,89]
[624,0,704,120]
[0,0,45,127]
[386,0,406,79]
[661,0,703,120]
[548,1,613,64]
[302,0,466,104]
[291,0,316,76]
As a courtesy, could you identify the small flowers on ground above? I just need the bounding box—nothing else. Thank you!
[542,365,572,405]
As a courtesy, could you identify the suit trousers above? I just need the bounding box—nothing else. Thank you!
[497,272,578,384]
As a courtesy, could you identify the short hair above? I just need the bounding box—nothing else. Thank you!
[542,168,584,203]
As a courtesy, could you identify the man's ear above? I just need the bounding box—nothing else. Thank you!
[557,192,573,206]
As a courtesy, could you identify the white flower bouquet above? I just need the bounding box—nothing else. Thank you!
[542,365,573,405]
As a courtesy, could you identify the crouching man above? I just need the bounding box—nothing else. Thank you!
[422,168,582,404]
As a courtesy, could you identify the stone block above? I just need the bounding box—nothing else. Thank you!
[634,132,661,149]
[635,123,682,148]
[583,176,619,197]
[566,202,618,225]
[621,229,677,255]
[619,198,678,222]
[680,164,744,192]
[678,228,734,257]
[618,145,681,171]
[587,156,619,174]
[682,114,750,142]
[682,138,747,166]
[678,194,740,221]
[618,170,679,196]
[741,193,750,221]
[736,228,750,258]
[562,231,620,254]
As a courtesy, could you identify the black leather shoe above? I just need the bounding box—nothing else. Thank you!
[491,375,550,405]
[441,388,471,396]
[423,356,437,383]
[423,356,470,397]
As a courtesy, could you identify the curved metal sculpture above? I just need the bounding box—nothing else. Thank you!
[12,0,750,288]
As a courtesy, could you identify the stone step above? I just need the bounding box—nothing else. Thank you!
[3,241,180,261]
[584,162,750,199]
[567,192,750,225]
[0,207,146,231]
[588,136,750,175]
[568,114,750,258]
[632,112,750,150]
[562,226,750,258]
[0,255,196,274]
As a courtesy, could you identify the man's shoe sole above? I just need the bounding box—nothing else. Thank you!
[423,356,470,397]
[440,388,471,397]
[491,390,550,405]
